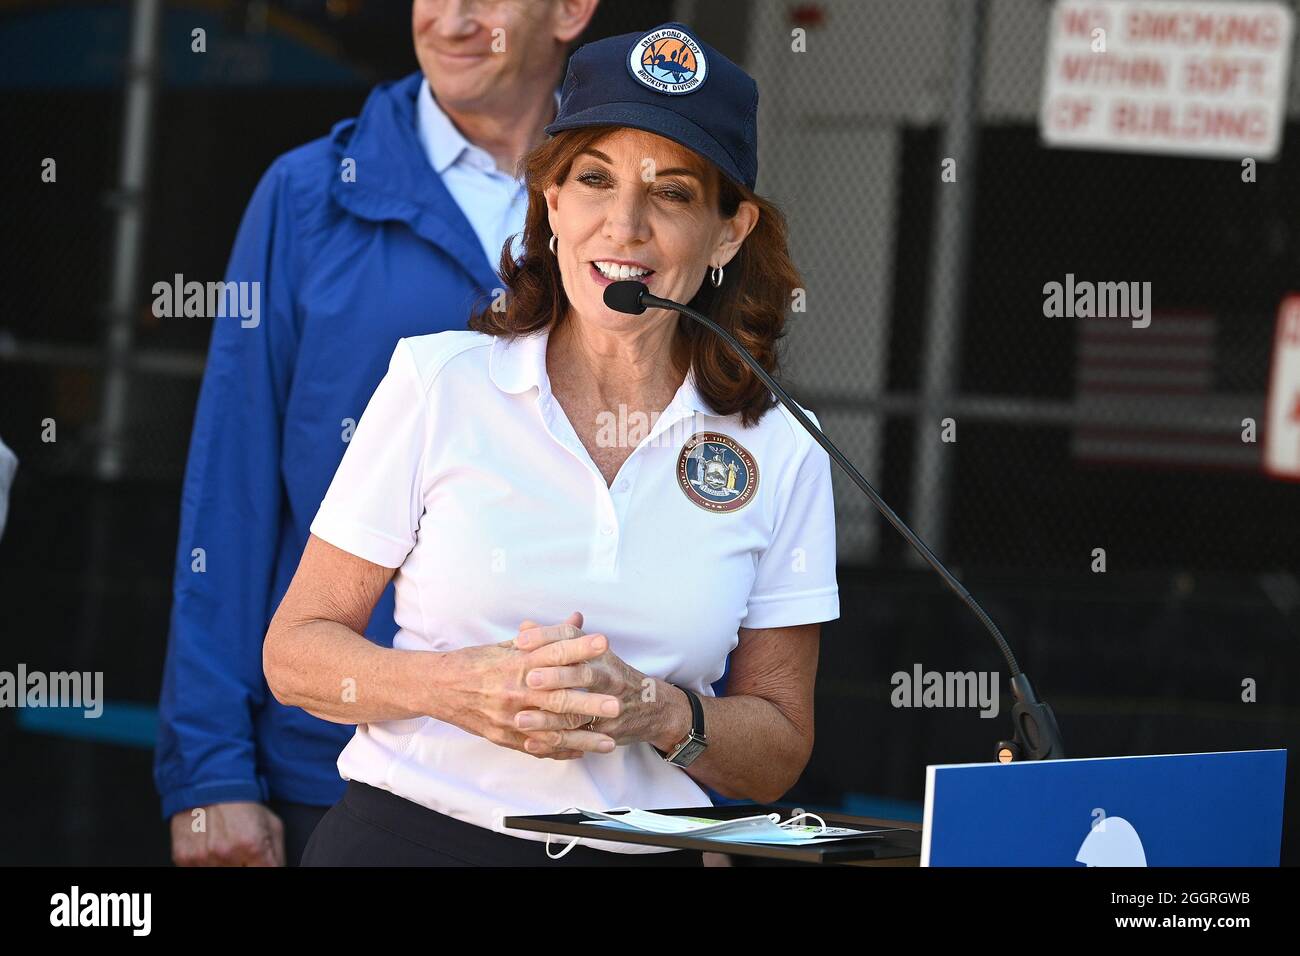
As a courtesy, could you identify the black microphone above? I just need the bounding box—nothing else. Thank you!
[604,279,1065,762]
[603,279,649,316]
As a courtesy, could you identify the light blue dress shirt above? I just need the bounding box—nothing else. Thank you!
[416,79,556,270]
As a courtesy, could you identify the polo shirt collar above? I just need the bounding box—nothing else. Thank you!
[488,326,711,414]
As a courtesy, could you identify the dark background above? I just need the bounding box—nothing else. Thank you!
[1,0,1296,865]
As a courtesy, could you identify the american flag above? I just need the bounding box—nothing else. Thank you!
[1071,311,1258,470]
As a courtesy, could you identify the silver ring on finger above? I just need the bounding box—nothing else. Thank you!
[586,716,598,731]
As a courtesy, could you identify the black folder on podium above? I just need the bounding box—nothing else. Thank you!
[505,802,922,865]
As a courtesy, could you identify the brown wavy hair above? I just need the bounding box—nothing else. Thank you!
[468,126,802,428]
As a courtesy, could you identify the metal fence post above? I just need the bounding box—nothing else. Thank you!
[909,0,986,565]
[96,0,162,480]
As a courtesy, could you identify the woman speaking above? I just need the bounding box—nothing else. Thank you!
[264,21,840,866]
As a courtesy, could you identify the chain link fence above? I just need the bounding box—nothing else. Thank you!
[737,0,1299,577]
[3,0,1297,576]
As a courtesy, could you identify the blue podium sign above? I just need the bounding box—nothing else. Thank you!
[921,750,1286,866]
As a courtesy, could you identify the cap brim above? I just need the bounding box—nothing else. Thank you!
[544,100,750,190]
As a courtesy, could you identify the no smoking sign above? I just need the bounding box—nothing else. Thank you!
[1264,295,1300,479]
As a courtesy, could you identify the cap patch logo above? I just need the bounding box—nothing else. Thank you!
[677,432,757,513]
[628,27,708,95]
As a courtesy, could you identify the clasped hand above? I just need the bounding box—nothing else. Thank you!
[512,612,670,759]
[441,611,665,761]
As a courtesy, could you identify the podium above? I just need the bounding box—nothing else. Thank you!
[922,749,1287,866]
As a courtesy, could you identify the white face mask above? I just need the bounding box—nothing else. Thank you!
[543,807,836,859]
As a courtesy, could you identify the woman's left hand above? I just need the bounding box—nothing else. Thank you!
[510,618,686,753]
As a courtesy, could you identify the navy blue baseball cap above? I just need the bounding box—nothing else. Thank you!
[544,22,759,191]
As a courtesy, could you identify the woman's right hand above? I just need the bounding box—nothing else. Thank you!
[430,612,620,760]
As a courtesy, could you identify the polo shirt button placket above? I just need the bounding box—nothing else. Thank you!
[589,516,619,580]
[585,471,620,579]
[607,453,642,523]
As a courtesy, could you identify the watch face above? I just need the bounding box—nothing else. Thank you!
[670,736,707,768]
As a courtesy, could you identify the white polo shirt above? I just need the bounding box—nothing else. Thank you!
[309,325,840,852]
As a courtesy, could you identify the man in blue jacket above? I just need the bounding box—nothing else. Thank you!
[156,0,599,867]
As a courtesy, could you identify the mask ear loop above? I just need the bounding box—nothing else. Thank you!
[543,806,635,860]
[546,833,582,860]
[770,810,828,834]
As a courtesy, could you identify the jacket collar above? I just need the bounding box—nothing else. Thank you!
[328,71,500,293]
[488,325,711,415]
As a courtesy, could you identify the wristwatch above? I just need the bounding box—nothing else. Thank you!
[653,684,707,767]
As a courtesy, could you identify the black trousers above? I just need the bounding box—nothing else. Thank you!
[268,799,330,867]
[301,780,704,867]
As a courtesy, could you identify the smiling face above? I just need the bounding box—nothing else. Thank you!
[412,0,580,112]
[544,128,758,332]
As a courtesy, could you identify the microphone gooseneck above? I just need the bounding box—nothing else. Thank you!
[603,279,1065,762]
